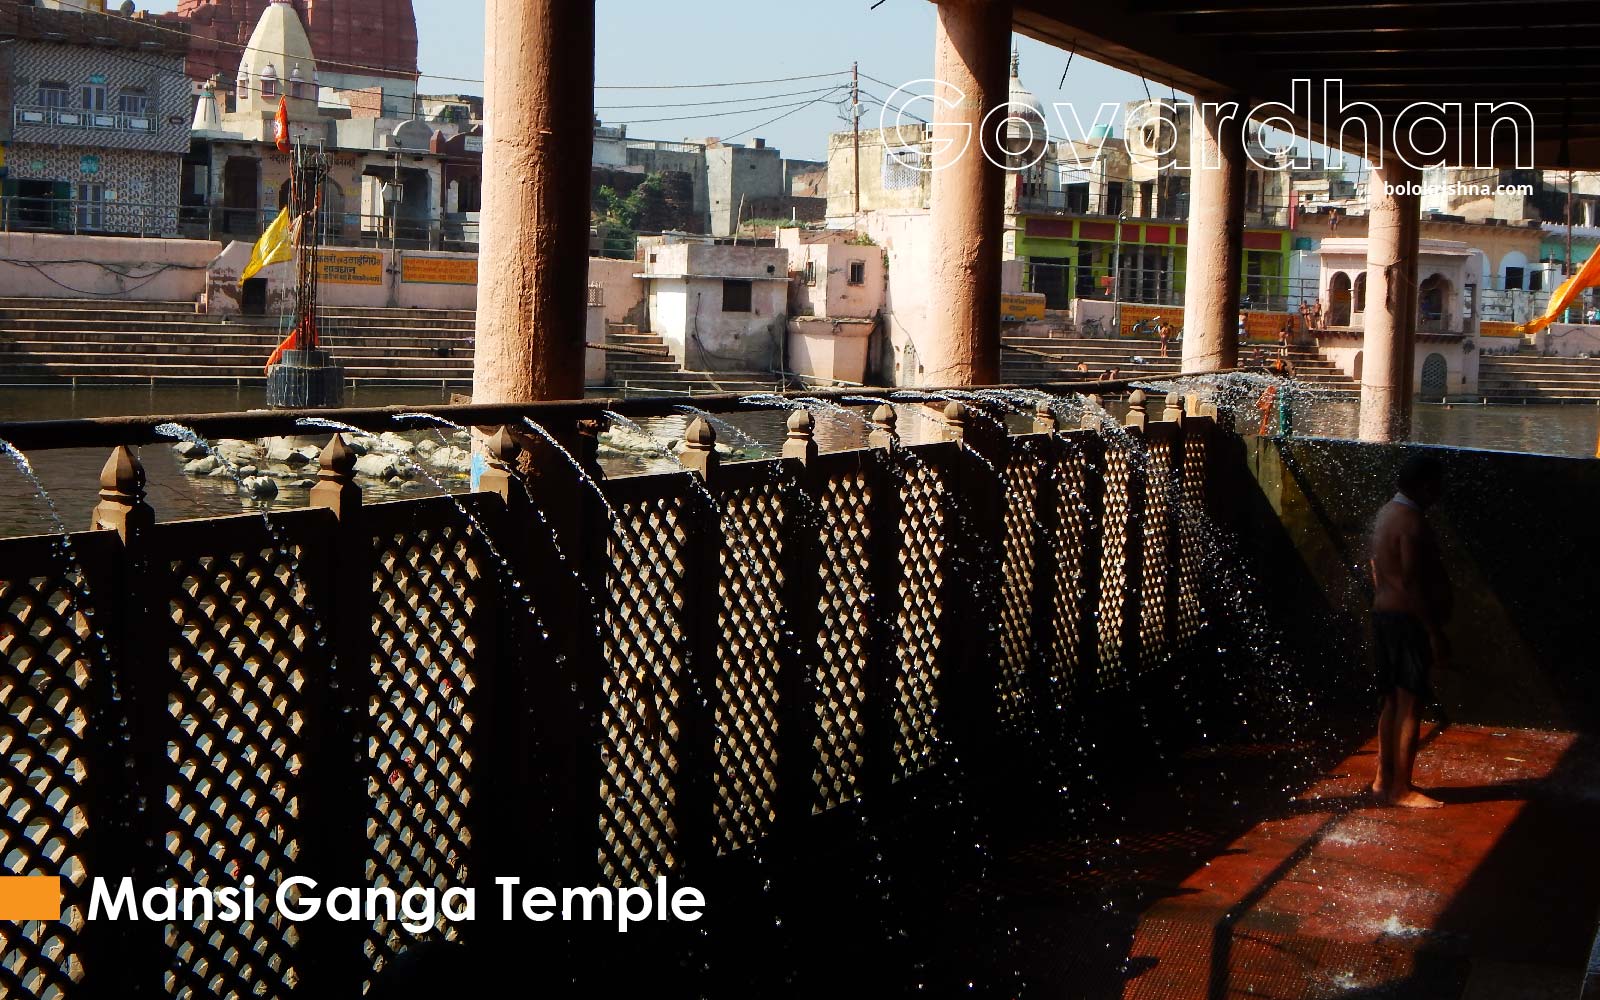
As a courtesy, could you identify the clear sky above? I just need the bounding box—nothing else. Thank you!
[143,0,1160,161]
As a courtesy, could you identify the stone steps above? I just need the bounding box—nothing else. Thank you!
[1477,356,1600,403]
[0,295,479,386]
[999,335,1358,394]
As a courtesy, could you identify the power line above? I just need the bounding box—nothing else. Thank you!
[721,88,847,144]
[608,89,846,128]
[598,70,851,91]
[596,84,845,111]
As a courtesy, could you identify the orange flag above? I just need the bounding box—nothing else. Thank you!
[1516,249,1600,336]
[274,96,290,152]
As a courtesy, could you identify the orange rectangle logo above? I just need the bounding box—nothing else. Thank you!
[0,876,62,920]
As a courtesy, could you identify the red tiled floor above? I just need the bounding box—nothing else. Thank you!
[1119,724,1600,999]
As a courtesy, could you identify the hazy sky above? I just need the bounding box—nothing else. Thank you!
[143,0,1158,161]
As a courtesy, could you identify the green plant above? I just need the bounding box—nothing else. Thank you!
[847,232,877,246]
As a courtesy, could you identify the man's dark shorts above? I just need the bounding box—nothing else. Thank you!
[1371,611,1432,703]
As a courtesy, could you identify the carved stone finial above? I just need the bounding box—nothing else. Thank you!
[1081,395,1104,430]
[319,433,357,480]
[98,445,145,501]
[679,416,719,479]
[309,433,361,518]
[1163,393,1185,423]
[783,409,818,465]
[92,445,153,539]
[868,403,898,449]
[1033,400,1057,434]
[486,425,520,466]
[1125,389,1149,430]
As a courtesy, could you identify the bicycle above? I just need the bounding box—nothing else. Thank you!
[1080,316,1106,337]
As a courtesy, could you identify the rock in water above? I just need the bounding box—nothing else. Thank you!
[183,456,219,476]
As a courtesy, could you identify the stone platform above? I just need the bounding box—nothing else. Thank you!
[969,725,1600,999]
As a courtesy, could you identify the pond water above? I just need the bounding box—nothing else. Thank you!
[0,384,1595,539]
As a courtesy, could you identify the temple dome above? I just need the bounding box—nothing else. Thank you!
[236,0,317,113]
[1008,50,1047,136]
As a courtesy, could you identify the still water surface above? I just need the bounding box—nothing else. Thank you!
[1,385,1595,539]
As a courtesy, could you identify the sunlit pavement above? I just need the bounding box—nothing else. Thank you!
[968,725,1600,998]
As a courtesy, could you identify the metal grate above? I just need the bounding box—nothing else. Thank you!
[892,456,948,779]
[366,517,482,981]
[599,493,689,884]
[814,469,872,811]
[711,480,785,854]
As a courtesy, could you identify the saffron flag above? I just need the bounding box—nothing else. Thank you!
[239,207,297,285]
[1516,249,1600,336]
[274,96,290,152]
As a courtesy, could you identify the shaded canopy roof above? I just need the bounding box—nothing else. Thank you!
[1015,0,1600,168]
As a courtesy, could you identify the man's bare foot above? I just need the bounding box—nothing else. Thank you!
[1390,788,1443,809]
[1370,779,1389,799]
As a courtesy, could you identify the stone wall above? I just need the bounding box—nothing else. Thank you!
[0,231,218,301]
[1242,435,1600,731]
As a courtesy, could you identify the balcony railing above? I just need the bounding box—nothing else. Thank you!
[1014,188,1290,229]
[13,104,157,133]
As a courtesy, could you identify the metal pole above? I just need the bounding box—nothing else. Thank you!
[1566,168,1575,323]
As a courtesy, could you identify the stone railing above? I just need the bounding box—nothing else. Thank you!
[0,384,1231,996]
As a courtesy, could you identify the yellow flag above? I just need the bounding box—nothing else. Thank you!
[239,207,298,285]
[1516,249,1600,336]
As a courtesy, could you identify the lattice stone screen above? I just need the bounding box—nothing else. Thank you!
[0,400,1225,994]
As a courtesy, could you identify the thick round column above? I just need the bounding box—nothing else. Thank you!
[925,0,1011,387]
[1181,98,1247,372]
[473,0,594,403]
[1359,160,1421,442]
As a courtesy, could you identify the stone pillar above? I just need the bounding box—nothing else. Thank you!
[473,0,595,403]
[1181,98,1247,372]
[925,0,1012,387]
[1360,160,1421,442]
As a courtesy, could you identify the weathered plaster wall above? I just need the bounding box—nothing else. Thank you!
[644,244,788,370]
[0,232,217,301]
[586,256,648,327]
[205,242,478,314]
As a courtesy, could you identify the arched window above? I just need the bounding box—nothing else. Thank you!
[259,64,278,100]
[1353,272,1367,314]
[1328,272,1353,327]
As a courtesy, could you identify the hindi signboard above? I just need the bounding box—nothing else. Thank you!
[316,250,384,285]
[402,256,478,285]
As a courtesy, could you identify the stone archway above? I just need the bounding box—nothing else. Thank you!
[1328,272,1353,327]
[1352,350,1363,382]
[1354,272,1367,315]
[1419,273,1452,332]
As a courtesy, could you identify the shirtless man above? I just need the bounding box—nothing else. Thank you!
[1369,454,1453,808]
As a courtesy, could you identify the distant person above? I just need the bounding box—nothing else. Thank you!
[1157,318,1173,357]
[1277,325,1291,356]
[1369,454,1454,809]
[1075,361,1091,374]
[1237,311,1248,344]
[1310,300,1324,332]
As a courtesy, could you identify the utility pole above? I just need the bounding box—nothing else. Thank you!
[852,61,861,216]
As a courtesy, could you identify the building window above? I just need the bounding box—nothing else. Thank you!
[38,82,69,109]
[455,174,482,213]
[803,260,816,286]
[81,82,106,111]
[1504,266,1524,291]
[848,260,866,285]
[77,183,106,230]
[722,279,753,312]
[118,89,150,115]
[1105,182,1124,216]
